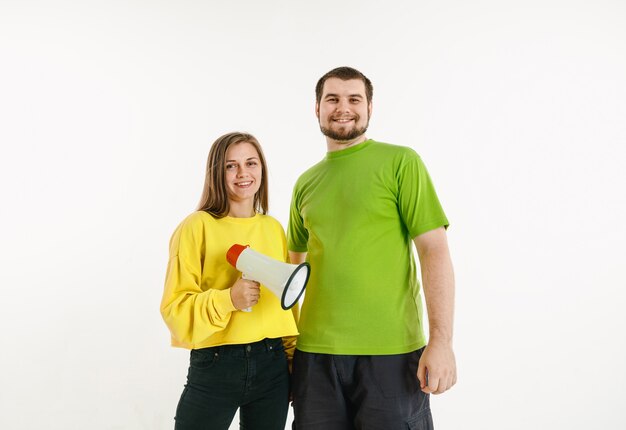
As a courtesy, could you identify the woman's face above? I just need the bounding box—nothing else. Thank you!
[224,142,262,207]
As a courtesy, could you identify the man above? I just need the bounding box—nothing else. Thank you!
[288,66,456,429]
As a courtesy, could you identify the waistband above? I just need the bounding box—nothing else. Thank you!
[193,337,283,358]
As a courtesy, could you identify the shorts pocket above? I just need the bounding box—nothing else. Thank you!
[406,408,434,430]
[369,351,420,398]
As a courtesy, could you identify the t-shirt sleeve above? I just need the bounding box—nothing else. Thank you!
[287,182,309,252]
[397,151,449,238]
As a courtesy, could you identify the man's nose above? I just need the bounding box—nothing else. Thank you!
[336,99,350,112]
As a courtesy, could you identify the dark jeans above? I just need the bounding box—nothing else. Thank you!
[174,338,289,430]
[292,348,433,430]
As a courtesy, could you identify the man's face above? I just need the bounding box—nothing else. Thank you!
[316,78,372,142]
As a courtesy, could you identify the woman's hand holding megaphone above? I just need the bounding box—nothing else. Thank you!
[230,278,261,311]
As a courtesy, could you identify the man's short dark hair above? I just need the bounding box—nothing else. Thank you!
[315,67,373,104]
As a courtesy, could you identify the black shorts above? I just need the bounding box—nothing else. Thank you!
[292,348,433,429]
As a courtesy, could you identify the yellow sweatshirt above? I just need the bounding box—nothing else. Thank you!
[161,211,298,359]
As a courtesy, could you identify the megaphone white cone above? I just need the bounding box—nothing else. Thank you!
[226,244,310,310]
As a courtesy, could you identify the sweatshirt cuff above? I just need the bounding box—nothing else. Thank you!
[214,288,238,315]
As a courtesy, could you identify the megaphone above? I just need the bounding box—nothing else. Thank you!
[226,244,310,310]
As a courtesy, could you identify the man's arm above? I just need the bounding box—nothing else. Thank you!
[413,226,457,394]
[288,251,307,265]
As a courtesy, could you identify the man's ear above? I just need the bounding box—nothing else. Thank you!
[368,101,373,118]
[315,102,320,119]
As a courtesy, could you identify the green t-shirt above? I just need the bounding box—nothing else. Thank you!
[288,139,449,354]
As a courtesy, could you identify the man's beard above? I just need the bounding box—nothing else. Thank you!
[320,118,369,142]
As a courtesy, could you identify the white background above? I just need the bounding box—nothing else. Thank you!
[1,1,625,429]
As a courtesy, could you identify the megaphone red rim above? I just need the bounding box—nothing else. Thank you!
[226,244,249,267]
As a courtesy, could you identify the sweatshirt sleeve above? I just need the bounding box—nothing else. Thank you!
[282,335,297,372]
[160,218,237,347]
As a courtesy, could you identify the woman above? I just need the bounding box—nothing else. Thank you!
[161,132,298,430]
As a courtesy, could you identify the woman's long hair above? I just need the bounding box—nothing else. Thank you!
[197,132,269,218]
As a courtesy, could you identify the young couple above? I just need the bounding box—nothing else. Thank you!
[161,67,457,430]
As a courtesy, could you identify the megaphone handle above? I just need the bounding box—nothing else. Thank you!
[241,274,252,312]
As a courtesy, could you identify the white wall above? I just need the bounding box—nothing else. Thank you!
[1,1,625,429]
